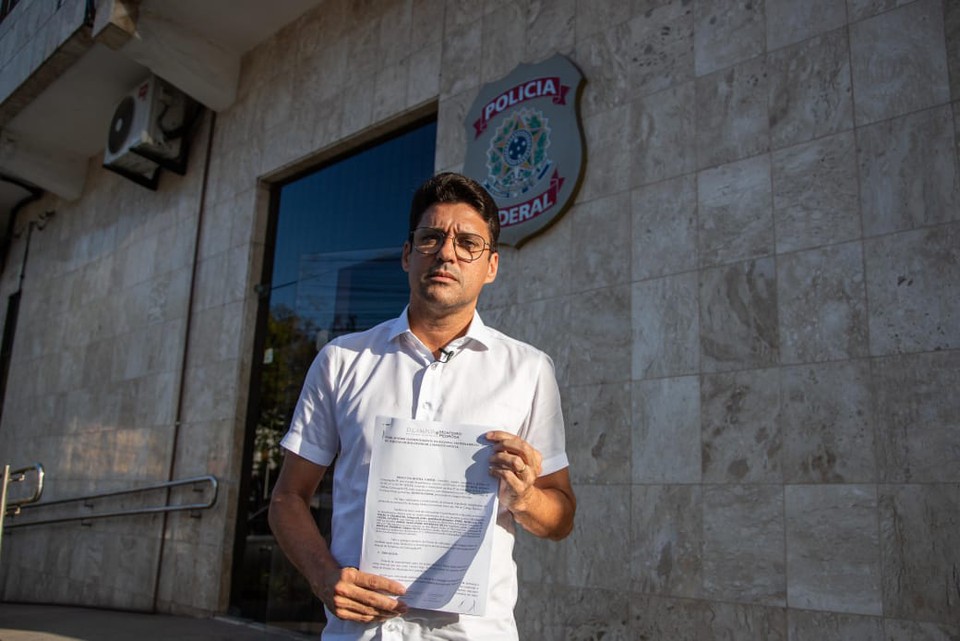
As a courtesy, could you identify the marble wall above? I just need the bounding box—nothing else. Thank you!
[471,0,959,638]
[0,122,213,610]
[0,0,956,634]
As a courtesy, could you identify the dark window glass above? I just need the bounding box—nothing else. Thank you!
[0,291,21,426]
[0,0,22,22]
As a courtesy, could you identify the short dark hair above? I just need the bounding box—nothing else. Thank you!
[408,172,500,250]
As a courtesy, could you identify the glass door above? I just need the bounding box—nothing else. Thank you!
[232,118,437,633]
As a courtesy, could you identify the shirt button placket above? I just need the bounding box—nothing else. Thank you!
[417,361,441,421]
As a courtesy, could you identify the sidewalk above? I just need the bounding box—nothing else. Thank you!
[0,603,311,641]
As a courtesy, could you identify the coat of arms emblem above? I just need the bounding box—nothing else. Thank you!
[463,54,585,247]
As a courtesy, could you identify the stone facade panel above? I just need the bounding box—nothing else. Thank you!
[767,29,854,151]
[699,258,780,372]
[630,595,706,640]
[702,484,786,605]
[864,224,960,355]
[564,484,631,590]
[765,0,847,51]
[566,285,632,385]
[784,484,882,614]
[575,0,631,41]
[777,242,868,363]
[373,59,411,125]
[947,0,960,99]
[626,1,695,99]
[575,23,636,116]
[845,0,913,22]
[771,132,860,253]
[879,484,960,624]
[440,18,482,99]
[631,485,703,597]
[849,0,951,125]
[632,174,699,280]
[570,191,631,291]
[434,86,475,173]
[787,609,883,641]
[872,350,960,483]
[697,154,774,267]
[695,56,770,168]
[628,81,697,187]
[524,0,576,62]
[883,619,960,641]
[406,41,443,109]
[519,584,630,641]
[780,360,876,484]
[633,376,701,483]
[632,273,700,379]
[693,0,766,76]
[700,368,782,484]
[578,104,631,201]
[480,1,527,83]
[564,382,631,484]
[857,105,960,238]
[514,212,573,302]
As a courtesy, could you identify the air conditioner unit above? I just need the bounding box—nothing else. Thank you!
[103,75,200,189]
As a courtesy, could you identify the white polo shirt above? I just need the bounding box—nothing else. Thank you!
[281,308,568,641]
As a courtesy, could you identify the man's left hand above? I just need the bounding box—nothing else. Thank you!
[485,430,542,511]
[484,430,576,540]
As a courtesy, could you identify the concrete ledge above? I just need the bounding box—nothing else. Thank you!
[0,603,311,640]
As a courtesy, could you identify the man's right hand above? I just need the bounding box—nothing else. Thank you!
[269,454,409,624]
[313,565,408,623]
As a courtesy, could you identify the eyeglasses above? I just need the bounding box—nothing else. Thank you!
[409,227,493,262]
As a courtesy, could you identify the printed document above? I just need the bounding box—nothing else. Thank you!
[360,416,499,616]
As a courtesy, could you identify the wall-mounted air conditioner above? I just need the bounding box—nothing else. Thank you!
[103,75,201,189]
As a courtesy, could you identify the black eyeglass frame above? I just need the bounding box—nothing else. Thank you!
[408,226,496,262]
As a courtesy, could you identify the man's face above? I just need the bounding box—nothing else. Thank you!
[402,202,499,316]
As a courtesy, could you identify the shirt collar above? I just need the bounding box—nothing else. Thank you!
[389,306,493,350]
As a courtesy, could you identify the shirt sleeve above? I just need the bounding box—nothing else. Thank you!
[279,345,341,466]
[521,352,569,476]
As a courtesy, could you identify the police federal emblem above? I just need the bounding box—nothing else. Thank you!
[463,54,585,247]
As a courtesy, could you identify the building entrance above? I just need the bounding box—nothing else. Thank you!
[230,118,437,633]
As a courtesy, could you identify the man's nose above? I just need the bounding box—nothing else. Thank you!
[436,233,458,261]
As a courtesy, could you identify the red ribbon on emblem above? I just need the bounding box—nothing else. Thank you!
[498,170,566,228]
[473,77,570,138]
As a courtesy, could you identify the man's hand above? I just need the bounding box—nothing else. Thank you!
[485,430,576,540]
[485,430,543,512]
[312,564,408,623]
[269,453,410,623]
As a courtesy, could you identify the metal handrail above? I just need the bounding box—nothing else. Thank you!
[2,463,44,514]
[1,462,46,562]
[3,474,218,530]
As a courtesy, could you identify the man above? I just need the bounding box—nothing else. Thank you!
[269,172,575,640]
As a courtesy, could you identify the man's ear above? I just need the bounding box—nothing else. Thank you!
[484,250,499,284]
[401,241,411,272]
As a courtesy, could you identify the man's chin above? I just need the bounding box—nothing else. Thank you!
[420,281,458,297]
[416,290,470,312]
